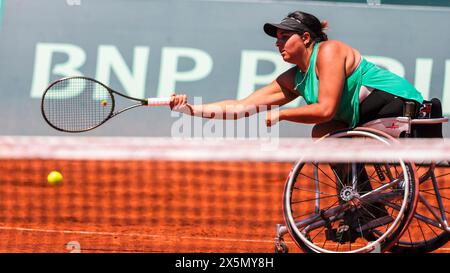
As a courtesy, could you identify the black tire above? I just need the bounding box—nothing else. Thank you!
[390,164,450,253]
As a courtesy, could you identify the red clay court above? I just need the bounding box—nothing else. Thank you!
[0,137,448,253]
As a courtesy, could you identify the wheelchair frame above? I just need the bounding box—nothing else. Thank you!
[275,115,449,253]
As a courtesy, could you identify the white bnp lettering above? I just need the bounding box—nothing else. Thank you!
[157,47,213,99]
[30,43,86,98]
[95,45,149,99]
[237,50,291,99]
[442,59,450,115]
[414,58,433,100]
[29,44,448,116]
[237,50,299,109]
[365,55,405,77]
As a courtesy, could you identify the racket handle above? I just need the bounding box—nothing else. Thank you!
[146,97,171,106]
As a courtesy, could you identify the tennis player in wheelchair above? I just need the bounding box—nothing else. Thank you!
[170,11,446,252]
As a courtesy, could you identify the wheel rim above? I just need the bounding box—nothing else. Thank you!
[392,162,450,251]
[284,130,415,253]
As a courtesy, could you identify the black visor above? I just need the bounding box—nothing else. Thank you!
[264,17,307,38]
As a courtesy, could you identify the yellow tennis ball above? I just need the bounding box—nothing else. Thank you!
[101,99,108,107]
[47,171,63,186]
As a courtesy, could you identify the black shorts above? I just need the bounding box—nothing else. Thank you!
[358,89,420,125]
[358,90,443,138]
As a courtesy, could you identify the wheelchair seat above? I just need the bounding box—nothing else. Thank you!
[360,98,448,138]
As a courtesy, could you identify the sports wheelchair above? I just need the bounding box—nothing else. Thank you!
[274,98,449,253]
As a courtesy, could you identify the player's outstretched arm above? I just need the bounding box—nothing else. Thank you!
[170,69,298,120]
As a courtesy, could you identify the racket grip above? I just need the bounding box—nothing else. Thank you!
[146,97,171,106]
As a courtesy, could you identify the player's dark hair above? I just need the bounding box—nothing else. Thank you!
[287,11,328,42]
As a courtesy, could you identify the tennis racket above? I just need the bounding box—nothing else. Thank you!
[41,76,171,133]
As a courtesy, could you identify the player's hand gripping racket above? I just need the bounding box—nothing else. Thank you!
[41,76,171,133]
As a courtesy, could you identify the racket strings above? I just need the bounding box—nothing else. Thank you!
[42,78,113,132]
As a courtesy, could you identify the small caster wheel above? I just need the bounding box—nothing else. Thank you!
[275,240,288,253]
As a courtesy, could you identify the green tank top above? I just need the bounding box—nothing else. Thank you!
[294,42,423,127]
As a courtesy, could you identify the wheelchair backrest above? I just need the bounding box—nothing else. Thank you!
[411,98,444,138]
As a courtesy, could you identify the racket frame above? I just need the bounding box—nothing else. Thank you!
[41,76,150,133]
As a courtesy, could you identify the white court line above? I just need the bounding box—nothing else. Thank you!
[0,225,275,244]
[1,226,449,252]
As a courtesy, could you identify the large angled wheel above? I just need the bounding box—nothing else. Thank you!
[389,162,450,253]
[283,128,419,253]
